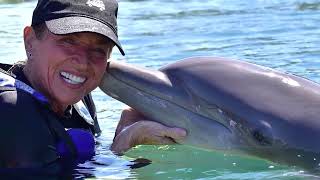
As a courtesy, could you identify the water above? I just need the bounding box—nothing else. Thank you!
[1,0,320,179]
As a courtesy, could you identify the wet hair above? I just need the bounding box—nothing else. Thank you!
[32,23,47,40]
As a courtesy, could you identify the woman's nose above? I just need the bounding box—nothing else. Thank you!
[71,52,89,68]
[70,46,91,66]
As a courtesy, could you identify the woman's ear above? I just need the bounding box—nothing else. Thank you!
[23,26,36,55]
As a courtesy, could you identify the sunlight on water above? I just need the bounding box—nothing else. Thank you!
[0,0,320,179]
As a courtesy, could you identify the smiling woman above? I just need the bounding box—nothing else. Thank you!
[0,0,186,175]
[0,0,123,170]
[23,26,112,114]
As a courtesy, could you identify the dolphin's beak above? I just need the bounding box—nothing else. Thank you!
[102,60,181,101]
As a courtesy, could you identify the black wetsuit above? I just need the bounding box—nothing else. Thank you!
[0,62,101,174]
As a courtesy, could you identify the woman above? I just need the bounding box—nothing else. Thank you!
[0,0,186,172]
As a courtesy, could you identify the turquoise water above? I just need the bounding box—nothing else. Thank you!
[1,0,320,179]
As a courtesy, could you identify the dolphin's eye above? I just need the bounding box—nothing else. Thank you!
[252,130,272,146]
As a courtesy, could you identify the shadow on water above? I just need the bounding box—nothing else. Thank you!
[296,2,320,11]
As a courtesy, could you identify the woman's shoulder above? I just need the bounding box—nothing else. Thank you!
[0,87,38,110]
[0,87,59,169]
[0,87,53,138]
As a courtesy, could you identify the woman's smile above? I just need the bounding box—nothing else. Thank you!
[60,71,87,85]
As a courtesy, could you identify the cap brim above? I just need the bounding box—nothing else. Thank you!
[45,16,125,56]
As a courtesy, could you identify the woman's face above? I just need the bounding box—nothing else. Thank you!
[24,26,113,110]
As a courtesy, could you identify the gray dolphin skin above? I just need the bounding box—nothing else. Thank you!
[100,57,320,170]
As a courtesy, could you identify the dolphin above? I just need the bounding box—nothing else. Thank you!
[99,57,320,170]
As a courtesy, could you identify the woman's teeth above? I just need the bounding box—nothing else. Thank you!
[60,71,86,85]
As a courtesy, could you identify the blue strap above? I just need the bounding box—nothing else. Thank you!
[0,71,95,125]
[0,71,48,104]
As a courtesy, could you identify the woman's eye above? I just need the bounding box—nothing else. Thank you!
[57,37,77,46]
[63,38,76,45]
[91,48,107,57]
